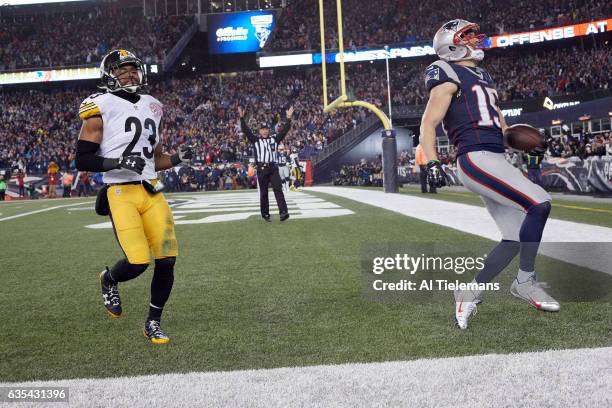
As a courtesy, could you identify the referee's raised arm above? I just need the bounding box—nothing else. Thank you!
[274,106,294,144]
[239,106,258,144]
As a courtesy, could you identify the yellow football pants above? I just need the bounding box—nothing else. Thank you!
[107,184,178,264]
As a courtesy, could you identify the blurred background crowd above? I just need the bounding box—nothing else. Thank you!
[0,0,610,197]
[0,3,191,70]
[2,45,610,176]
[268,0,611,51]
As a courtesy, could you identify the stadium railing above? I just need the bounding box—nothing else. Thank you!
[312,114,380,165]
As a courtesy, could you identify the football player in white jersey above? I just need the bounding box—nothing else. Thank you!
[75,50,193,344]
[289,149,303,191]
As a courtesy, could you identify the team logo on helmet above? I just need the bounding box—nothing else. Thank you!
[443,20,460,31]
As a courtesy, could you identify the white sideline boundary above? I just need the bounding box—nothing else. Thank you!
[0,201,92,222]
[307,187,612,274]
[2,347,611,407]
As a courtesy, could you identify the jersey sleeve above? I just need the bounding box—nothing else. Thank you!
[424,61,461,92]
[78,95,102,120]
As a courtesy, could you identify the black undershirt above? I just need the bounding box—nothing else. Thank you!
[112,90,141,104]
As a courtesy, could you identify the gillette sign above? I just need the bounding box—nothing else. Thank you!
[208,10,277,54]
[215,26,249,42]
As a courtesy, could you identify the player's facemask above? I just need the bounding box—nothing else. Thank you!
[454,24,486,61]
[99,50,147,93]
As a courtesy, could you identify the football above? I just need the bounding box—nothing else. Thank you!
[504,124,546,152]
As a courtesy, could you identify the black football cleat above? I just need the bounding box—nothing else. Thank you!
[262,214,271,222]
[99,267,121,318]
[143,320,170,344]
[280,213,290,222]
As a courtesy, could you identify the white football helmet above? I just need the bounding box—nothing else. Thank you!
[433,19,487,62]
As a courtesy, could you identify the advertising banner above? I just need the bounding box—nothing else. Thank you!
[208,10,277,54]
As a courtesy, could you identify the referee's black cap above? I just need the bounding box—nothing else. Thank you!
[260,122,270,129]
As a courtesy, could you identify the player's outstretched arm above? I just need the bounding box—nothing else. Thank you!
[419,82,456,162]
[155,144,193,171]
[76,117,145,174]
[420,82,456,188]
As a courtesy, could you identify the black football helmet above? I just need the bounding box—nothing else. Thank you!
[99,49,147,93]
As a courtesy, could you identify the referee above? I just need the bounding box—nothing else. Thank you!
[239,106,294,222]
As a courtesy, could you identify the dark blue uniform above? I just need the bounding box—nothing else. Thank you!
[424,60,504,157]
[277,152,289,166]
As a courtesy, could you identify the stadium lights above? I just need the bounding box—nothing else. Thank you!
[551,119,563,125]
[579,115,592,121]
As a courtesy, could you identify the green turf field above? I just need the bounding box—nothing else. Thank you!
[1,189,611,383]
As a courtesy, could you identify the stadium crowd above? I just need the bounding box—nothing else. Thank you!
[270,0,611,51]
[0,5,191,71]
[1,46,610,177]
[546,130,612,159]
[333,160,384,187]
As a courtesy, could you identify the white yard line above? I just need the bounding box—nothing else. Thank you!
[307,187,612,274]
[2,347,610,408]
[0,201,92,222]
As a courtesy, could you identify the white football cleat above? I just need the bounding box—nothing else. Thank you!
[510,275,560,312]
[454,290,478,330]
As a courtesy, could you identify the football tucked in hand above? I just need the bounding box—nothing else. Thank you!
[504,124,546,152]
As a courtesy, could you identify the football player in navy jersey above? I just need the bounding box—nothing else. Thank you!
[419,20,559,330]
[277,145,291,192]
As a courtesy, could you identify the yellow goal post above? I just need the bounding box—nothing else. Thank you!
[318,0,392,131]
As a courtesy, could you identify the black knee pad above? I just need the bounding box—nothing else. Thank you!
[155,257,176,273]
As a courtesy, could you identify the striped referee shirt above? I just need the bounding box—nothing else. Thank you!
[254,138,277,164]
[240,118,292,164]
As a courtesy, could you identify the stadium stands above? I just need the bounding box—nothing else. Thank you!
[1,43,611,175]
[0,0,610,181]
[0,4,192,71]
[269,0,612,51]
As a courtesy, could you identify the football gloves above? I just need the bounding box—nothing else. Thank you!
[171,145,194,166]
[426,160,447,188]
[116,155,146,175]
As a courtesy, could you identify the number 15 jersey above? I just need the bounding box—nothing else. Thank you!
[79,92,164,184]
[424,60,505,157]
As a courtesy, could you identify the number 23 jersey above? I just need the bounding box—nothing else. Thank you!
[78,92,164,184]
[424,60,505,156]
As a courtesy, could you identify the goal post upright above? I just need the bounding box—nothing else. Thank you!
[318,0,391,130]
[318,0,398,192]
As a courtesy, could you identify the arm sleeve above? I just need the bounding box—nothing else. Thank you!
[424,62,461,93]
[240,118,258,143]
[75,140,118,172]
[274,119,292,143]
